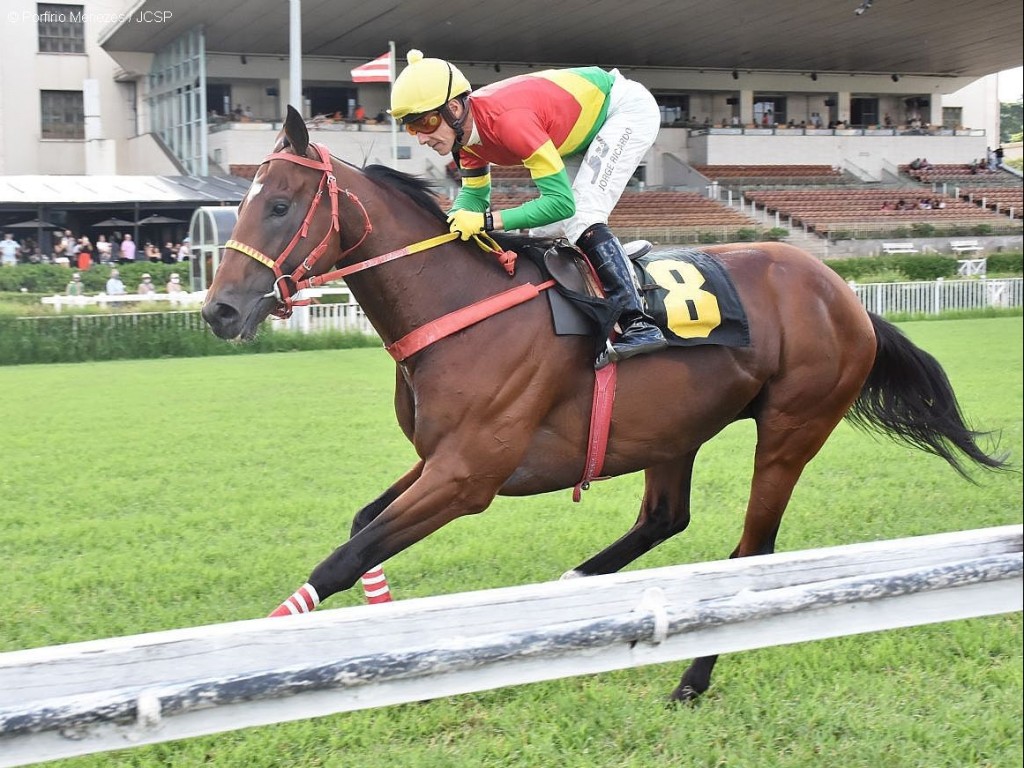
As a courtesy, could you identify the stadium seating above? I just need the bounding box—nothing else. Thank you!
[695,164,847,186]
[958,187,1024,218]
[743,187,1013,233]
[900,163,1008,184]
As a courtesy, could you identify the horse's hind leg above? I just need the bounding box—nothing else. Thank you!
[671,389,860,703]
[566,452,697,578]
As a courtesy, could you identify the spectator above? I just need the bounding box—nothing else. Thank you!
[96,234,112,264]
[120,233,136,263]
[22,238,41,263]
[60,229,77,258]
[105,268,126,295]
[160,241,177,264]
[353,104,366,123]
[994,146,1005,166]
[374,110,387,123]
[137,273,155,295]
[145,242,160,263]
[64,230,81,267]
[0,232,20,267]
[883,112,893,128]
[76,236,94,270]
[177,238,191,262]
[166,272,186,293]
[66,272,86,295]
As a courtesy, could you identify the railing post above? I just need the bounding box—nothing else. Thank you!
[934,276,943,315]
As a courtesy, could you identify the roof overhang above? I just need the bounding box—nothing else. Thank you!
[101,0,1022,79]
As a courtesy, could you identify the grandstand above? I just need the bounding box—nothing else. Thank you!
[694,165,849,186]
[958,187,1024,219]
[690,162,1022,243]
[900,163,1011,185]
[743,186,1014,238]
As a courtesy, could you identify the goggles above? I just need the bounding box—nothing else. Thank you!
[403,110,444,136]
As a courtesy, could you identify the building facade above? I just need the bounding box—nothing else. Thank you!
[0,0,1013,182]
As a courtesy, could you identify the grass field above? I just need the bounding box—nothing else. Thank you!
[1,317,1021,768]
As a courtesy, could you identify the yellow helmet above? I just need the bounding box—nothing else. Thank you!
[390,49,471,120]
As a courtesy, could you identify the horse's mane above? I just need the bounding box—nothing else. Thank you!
[362,164,553,253]
[364,164,447,224]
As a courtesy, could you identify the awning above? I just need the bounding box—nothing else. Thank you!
[351,53,391,83]
[0,175,252,206]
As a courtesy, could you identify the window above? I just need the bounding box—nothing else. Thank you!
[654,94,690,126]
[37,4,85,54]
[40,90,84,139]
[850,97,879,127]
[754,97,787,127]
[942,107,963,130]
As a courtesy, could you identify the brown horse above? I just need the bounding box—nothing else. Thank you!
[202,106,1004,702]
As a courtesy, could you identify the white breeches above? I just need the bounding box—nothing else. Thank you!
[531,71,661,244]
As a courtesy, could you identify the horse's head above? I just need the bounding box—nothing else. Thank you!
[203,105,363,339]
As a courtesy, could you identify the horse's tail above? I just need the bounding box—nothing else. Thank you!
[845,312,1009,480]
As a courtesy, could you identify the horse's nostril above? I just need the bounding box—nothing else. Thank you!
[202,301,242,338]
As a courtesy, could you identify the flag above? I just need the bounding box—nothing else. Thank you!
[351,53,391,83]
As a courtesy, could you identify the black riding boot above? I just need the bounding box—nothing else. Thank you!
[577,223,667,367]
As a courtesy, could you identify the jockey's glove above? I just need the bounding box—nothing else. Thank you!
[447,208,493,241]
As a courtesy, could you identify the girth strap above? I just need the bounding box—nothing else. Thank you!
[573,362,618,502]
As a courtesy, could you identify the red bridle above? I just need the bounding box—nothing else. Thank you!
[225,143,372,318]
[225,142,530,360]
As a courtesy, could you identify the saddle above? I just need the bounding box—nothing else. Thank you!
[521,240,750,353]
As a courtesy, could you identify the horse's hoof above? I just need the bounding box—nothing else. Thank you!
[668,684,702,706]
[559,569,585,580]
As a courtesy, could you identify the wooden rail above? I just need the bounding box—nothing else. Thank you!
[0,525,1020,767]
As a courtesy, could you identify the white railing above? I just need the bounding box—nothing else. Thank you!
[0,525,1019,767]
[41,292,206,312]
[269,300,376,336]
[848,277,1022,315]
[268,277,1022,338]
[32,279,1020,338]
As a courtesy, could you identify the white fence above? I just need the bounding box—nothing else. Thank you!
[270,277,1022,338]
[269,299,376,336]
[848,276,1022,315]
[0,525,1019,767]
[41,292,206,312]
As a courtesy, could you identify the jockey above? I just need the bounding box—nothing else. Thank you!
[390,49,666,367]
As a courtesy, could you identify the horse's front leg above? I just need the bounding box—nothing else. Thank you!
[268,450,513,616]
[267,462,424,617]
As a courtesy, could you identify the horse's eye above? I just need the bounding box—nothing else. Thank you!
[271,201,289,216]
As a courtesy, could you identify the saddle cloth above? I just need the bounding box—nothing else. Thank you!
[633,247,750,348]
[536,242,750,351]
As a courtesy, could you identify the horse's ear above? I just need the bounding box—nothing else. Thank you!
[283,105,310,156]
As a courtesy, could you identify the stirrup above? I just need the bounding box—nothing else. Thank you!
[595,339,619,370]
[623,240,653,261]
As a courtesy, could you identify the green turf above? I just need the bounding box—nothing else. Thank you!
[0,317,1021,767]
